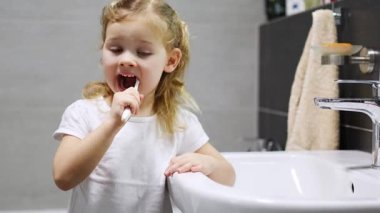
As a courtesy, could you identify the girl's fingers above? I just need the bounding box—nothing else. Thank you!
[164,167,175,176]
[170,154,192,165]
[120,88,142,114]
[166,163,182,175]
[190,165,202,173]
[164,161,186,176]
[177,163,192,173]
[128,100,140,114]
[164,164,176,176]
[165,154,206,176]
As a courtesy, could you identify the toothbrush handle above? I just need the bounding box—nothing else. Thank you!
[121,109,132,122]
[121,80,140,122]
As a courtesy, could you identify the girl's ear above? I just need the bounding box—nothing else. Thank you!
[164,48,182,73]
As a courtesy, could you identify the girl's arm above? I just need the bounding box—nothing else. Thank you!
[164,143,236,186]
[53,118,123,191]
[53,87,142,191]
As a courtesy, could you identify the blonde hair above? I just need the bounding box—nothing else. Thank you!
[83,0,199,134]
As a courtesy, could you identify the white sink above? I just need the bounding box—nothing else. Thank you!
[168,151,380,213]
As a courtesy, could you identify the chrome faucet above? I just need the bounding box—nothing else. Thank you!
[314,80,380,167]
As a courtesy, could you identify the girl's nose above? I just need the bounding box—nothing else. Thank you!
[119,52,137,67]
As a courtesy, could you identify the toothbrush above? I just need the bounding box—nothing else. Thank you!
[121,79,140,122]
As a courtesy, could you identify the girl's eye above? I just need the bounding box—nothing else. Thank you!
[109,46,123,54]
[137,51,152,58]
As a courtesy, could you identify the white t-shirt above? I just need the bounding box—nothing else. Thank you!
[53,98,209,213]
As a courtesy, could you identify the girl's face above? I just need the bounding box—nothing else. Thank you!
[101,16,175,102]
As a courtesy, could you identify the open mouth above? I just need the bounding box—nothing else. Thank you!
[117,74,137,91]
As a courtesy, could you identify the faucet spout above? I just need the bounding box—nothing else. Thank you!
[314,97,380,167]
[315,98,380,123]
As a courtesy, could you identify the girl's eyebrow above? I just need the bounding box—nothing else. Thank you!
[105,37,123,43]
[136,39,154,45]
[105,37,153,45]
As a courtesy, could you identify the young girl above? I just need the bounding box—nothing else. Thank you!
[53,0,235,212]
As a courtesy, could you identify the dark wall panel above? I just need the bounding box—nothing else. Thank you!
[258,111,287,150]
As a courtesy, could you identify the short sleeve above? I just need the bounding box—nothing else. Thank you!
[53,100,90,141]
[177,110,209,155]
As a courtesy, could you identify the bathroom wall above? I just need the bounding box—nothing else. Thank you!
[167,0,265,151]
[0,0,264,210]
[259,0,380,152]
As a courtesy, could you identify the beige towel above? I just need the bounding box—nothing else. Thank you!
[286,9,339,150]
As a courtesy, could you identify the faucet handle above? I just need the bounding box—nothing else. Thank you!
[336,79,380,85]
[336,79,380,97]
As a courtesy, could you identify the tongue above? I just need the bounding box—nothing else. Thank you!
[121,76,136,90]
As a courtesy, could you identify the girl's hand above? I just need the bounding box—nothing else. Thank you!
[164,153,217,177]
[165,143,235,186]
[108,87,143,123]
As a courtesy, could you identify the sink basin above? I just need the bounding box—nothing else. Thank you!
[168,151,380,213]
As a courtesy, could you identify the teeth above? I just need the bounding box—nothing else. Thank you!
[121,73,135,78]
